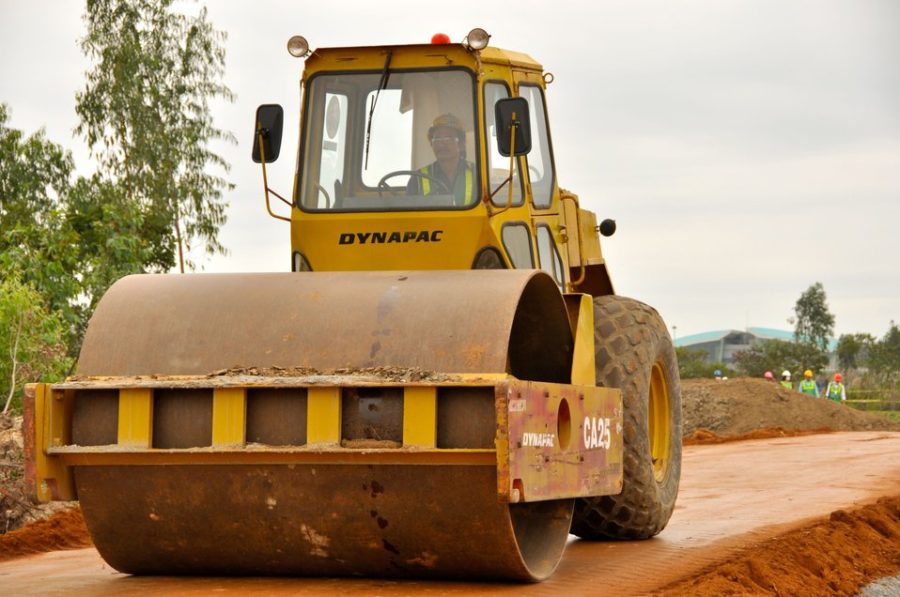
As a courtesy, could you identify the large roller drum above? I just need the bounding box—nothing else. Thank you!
[73,270,578,580]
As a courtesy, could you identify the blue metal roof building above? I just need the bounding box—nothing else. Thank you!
[674,327,836,364]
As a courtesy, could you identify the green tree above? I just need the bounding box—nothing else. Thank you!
[0,104,82,338]
[675,347,733,379]
[836,333,874,371]
[1,105,77,307]
[734,339,828,379]
[792,282,835,352]
[75,0,235,273]
[866,322,900,386]
[0,276,72,413]
[66,174,150,310]
[1,104,150,356]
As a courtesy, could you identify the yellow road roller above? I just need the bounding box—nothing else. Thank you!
[24,29,681,581]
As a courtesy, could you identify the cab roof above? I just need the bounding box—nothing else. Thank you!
[303,43,543,76]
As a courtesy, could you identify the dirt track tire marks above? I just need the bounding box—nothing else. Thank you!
[570,295,682,539]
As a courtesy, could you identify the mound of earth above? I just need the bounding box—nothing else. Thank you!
[0,414,77,539]
[0,508,89,562]
[680,377,899,442]
[655,495,900,596]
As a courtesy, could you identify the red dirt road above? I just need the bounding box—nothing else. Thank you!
[1,431,898,596]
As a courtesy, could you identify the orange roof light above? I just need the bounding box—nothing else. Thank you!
[431,33,451,44]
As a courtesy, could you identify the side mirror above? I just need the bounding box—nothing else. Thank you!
[495,97,531,157]
[252,104,284,163]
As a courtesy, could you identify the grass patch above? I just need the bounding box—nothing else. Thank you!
[874,411,900,424]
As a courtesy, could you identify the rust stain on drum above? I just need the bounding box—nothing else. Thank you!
[77,271,574,383]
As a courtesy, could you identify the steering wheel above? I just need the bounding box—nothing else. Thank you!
[313,183,331,208]
[377,170,451,196]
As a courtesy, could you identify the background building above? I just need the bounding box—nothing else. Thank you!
[673,327,836,365]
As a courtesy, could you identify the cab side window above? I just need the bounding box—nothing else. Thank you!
[316,93,348,208]
[536,224,565,287]
[518,85,555,209]
[484,82,524,207]
[501,223,534,269]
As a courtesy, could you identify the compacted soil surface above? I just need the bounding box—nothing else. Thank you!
[1,377,898,595]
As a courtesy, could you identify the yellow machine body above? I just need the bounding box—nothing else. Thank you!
[20,35,682,583]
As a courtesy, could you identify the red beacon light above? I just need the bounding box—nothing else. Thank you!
[431,33,451,44]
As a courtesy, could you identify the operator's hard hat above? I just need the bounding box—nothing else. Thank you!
[782,370,791,379]
[804,369,813,378]
[834,373,843,382]
[428,113,465,140]
[764,371,774,380]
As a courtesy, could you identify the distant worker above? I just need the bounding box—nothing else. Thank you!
[780,370,792,390]
[714,369,723,381]
[798,369,820,398]
[764,371,775,382]
[407,113,475,206]
[825,373,847,402]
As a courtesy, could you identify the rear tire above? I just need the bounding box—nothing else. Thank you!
[570,296,682,539]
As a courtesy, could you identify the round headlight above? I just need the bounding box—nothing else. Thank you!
[465,28,490,51]
[287,35,310,58]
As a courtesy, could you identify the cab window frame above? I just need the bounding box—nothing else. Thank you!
[517,83,557,210]
[296,66,481,213]
[500,221,535,269]
[536,223,566,287]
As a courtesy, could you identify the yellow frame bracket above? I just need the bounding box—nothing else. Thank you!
[212,387,247,447]
[307,387,341,445]
[402,386,437,448]
[118,388,153,448]
[564,294,597,386]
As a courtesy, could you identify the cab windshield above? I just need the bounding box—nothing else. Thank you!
[298,69,479,212]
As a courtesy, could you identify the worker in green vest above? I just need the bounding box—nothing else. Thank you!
[779,370,792,390]
[407,113,475,207]
[825,373,847,402]
[799,369,820,398]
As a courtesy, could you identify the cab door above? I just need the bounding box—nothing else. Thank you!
[511,72,566,288]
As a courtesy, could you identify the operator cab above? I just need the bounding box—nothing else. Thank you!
[251,30,614,297]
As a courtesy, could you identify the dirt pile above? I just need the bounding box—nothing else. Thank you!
[681,377,899,441]
[1,413,32,533]
[0,507,90,562]
[0,414,77,537]
[655,495,900,596]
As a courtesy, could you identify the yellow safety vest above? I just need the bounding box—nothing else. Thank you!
[419,161,474,206]
[827,382,844,401]
[799,379,817,396]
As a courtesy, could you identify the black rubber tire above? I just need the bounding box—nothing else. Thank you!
[570,295,682,539]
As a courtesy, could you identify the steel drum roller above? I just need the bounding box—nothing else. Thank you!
[74,270,576,580]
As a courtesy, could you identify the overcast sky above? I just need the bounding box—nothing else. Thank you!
[1,0,898,339]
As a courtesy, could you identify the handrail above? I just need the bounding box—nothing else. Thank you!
[257,125,291,223]
[560,194,586,287]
